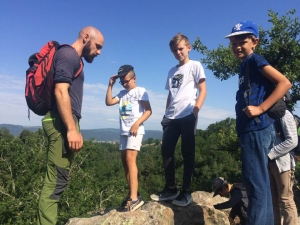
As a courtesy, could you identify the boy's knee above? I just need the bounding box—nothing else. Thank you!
[126,154,136,165]
[126,156,137,165]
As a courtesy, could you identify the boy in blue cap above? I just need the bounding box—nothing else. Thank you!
[225,21,291,224]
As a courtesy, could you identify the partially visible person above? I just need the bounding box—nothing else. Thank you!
[37,26,104,225]
[268,109,298,225]
[150,33,207,207]
[225,21,291,225]
[106,65,152,212]
[212,177,248,225]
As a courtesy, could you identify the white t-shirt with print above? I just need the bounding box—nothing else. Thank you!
[165,60,206,119]
[116,87,149,135]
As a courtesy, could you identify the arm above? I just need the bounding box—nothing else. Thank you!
[213,200,232,210]
[54,83,83,151]
[166,91,171,109]
[105,75,119,106]
[244,65,291,117]
[193,78,207,117]
[130,100,152,136]
[214,189,243,210]
[268,110,298,160]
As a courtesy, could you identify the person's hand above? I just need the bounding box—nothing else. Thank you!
[228,216,236,225]
[243,105,264,118]
[193,106,199,118]
[67,130,83,152]
[109,75,118,86]
[129,123,139,136]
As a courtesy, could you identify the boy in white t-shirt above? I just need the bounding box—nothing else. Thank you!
[105,65,152,212]
[150,33,207,206]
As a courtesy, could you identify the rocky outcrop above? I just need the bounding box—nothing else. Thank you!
[66,191,235,225]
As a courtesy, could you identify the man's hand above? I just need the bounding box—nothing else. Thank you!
[67,130,83,152]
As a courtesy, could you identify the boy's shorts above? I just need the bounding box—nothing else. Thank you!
[119,134,143,151]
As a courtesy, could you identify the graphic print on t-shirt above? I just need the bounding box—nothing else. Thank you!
[172,74,183,88]
[120,100,132,117]
[119,100,134,126]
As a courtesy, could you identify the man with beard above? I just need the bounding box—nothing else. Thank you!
[37,26,104,225]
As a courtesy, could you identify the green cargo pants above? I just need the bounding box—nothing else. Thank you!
[37,111,80,225]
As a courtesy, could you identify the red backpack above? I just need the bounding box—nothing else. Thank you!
[25,41,83,118]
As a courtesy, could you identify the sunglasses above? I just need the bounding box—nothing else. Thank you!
[119,76,135,85]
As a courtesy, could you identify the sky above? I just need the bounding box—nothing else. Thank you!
[0,0,300,131]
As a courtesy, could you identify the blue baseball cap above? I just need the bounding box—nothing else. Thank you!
[225,21,259,38]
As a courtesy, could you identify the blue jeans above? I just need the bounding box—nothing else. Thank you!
[240,124,275,225]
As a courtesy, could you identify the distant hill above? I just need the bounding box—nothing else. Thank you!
[0,124,162,142]
[0,124,40,136]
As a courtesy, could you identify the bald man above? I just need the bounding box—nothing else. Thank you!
[37,26,104,225]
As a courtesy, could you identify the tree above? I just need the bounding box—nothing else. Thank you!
[192,9,300,108]
[147,137,154,144]
[0,122,244,224]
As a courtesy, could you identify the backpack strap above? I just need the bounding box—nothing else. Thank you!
[243,54,260,123]
[74,57,83,78]
[57,44,83,79]
[274,118,285,141]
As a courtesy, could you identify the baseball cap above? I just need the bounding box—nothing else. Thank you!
[212,177,227,197]
[225,21,259,38]
[117,65,134,77]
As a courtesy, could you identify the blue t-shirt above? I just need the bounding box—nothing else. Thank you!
[51,46,84,119]
[235,53,274,135]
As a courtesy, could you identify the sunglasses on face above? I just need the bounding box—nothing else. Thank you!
[119,76,135,85]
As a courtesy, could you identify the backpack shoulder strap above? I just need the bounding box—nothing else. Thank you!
[243,54,255,89]
[56,44,83,79]
[74,58,83,78]
[274,118,285,141]
[243,54,260,123]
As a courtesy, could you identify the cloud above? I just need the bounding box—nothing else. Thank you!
[0,74,235,131]
[0,74,24,91]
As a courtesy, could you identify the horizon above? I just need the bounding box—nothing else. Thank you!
[0,123,165,131]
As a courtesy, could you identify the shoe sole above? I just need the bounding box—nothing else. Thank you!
[172,198,192,207]
[150,193,179,201]
[131,200,144,211]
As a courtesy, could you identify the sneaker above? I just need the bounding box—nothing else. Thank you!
[172,189,192,206]
[120,197,144,212]
[119,192,141,209]
[120,196,129,209]
[150,186,179,201]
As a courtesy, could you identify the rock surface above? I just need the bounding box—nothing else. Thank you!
[66,191,235,225]
[65,184,300,224]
